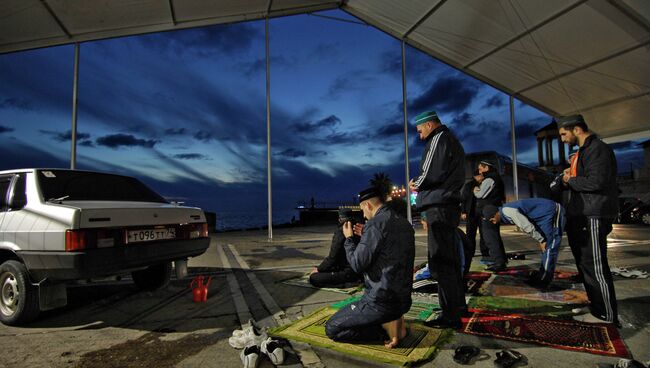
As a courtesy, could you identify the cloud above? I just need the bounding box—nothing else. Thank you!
[378,50,441,86]
[137,23,261,56]
[276,148,306,158]
[79,140,95,147]
[39,129,91,142]
[292,115,342,133]
[0,125,14,134]
[0,97,32,110]
[193,130,214,142]
[96,134,158,149]
[237,56,294,78]
[376,123,404,138]
[407,76,480,115]
[324,71,376,100]
[172,153,210,160]
[482,94,504,109]
[164,128,187,136]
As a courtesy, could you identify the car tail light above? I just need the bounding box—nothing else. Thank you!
[187,223,209,239]
[66,230,87,251]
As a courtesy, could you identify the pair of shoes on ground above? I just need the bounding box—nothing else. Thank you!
[453,346,524,367]
[495,349,526,368]
[229,323,268,349]
[240,337,285,368]
[597,358,648,368]
[611,267,649,279]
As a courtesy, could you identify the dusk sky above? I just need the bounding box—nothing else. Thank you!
[0,9,643,228]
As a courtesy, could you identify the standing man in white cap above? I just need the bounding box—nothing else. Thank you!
[409,109,467,329]
[557,114,619,325]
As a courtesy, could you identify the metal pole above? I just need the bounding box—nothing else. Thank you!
[401,40,412,224]
[265,17,273,240]
[510,95,519,200]
[70,43,80,170]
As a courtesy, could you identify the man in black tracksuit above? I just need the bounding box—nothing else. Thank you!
[557,114,619,325]
[409,110,466,328]
[474,161,507,271]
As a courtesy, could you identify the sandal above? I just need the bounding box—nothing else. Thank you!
[453,345,481,365]
[495,349,526,368]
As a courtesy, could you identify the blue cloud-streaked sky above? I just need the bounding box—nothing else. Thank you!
[0,10,643,226]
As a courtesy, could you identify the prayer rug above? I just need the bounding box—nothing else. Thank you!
[461,309,630,358]
[468,296,579,317]
[279,274,363,294]
[495,265,580,282]
[479,274,589,304]
[270,307,452,366]
[331,296,440,322]
[465,271,492,295]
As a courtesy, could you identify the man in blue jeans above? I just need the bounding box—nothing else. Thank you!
[483,198,565,288]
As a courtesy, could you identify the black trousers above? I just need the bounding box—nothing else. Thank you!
[325,299,405,342]
[466,212,489,259]
[425,206,466,321]
[481,219,506,267]
[566,216,618,323]
[309,270,359,288]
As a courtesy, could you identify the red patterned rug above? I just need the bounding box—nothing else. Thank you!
[461,309,630,358]
[465,272,492,295]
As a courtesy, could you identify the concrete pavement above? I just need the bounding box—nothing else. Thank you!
[0,223,648,367]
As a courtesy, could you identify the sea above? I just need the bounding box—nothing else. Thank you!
[213,209,300,232]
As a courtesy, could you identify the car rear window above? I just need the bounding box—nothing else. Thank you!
[37,170,168,203]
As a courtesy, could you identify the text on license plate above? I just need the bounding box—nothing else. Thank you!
[127,228,176,243]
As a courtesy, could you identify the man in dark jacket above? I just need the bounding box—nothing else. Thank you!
[325,187,415,347]
[309,208,361,288]
[408,110,466,329]
[557,114,619,325]
[461,172,488,273]
[474,160,507,271]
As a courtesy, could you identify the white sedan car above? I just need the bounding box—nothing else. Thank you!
[0,169,210,325]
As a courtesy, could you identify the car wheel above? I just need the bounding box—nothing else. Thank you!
[0,260,40,326]
[642,212,650,226]
[131,262,172,291]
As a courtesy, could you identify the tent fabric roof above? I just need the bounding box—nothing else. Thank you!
[1,0,649,141]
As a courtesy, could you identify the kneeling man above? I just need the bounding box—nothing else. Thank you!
[325,187,415,348]
[483,198,565,287]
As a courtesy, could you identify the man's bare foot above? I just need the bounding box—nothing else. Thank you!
[383,317,407,349]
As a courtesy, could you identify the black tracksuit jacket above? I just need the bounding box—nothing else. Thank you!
[566,134,618,218]
[413,125,465,210]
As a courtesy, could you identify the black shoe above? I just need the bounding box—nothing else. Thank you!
[486,264,506,272]
[423,316,462,329]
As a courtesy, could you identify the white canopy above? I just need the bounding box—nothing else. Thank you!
[1,0,649,141]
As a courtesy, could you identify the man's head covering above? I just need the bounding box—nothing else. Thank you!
[414,110,439,126]
[358,186,382,202]
[556,114,587,129]
[479,160,495,168]
[338,208,353,221]
[482,205,500,220]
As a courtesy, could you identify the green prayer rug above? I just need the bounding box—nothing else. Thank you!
[270,307,452,367]
[331,296,440,322]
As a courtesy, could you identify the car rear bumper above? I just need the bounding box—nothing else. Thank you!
[17,238,211,282]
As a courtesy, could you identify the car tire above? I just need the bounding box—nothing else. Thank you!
[642,212,650,226]
[131,262,172,291]
[0,260,40,326]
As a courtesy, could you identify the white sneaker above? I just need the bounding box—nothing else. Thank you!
[260,337,285,365]
[240,345,261,368]
[573,313,607,324]
[232,319,261,338]
[229,324,268,349]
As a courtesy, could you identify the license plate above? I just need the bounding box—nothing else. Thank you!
[126,228,176,243]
